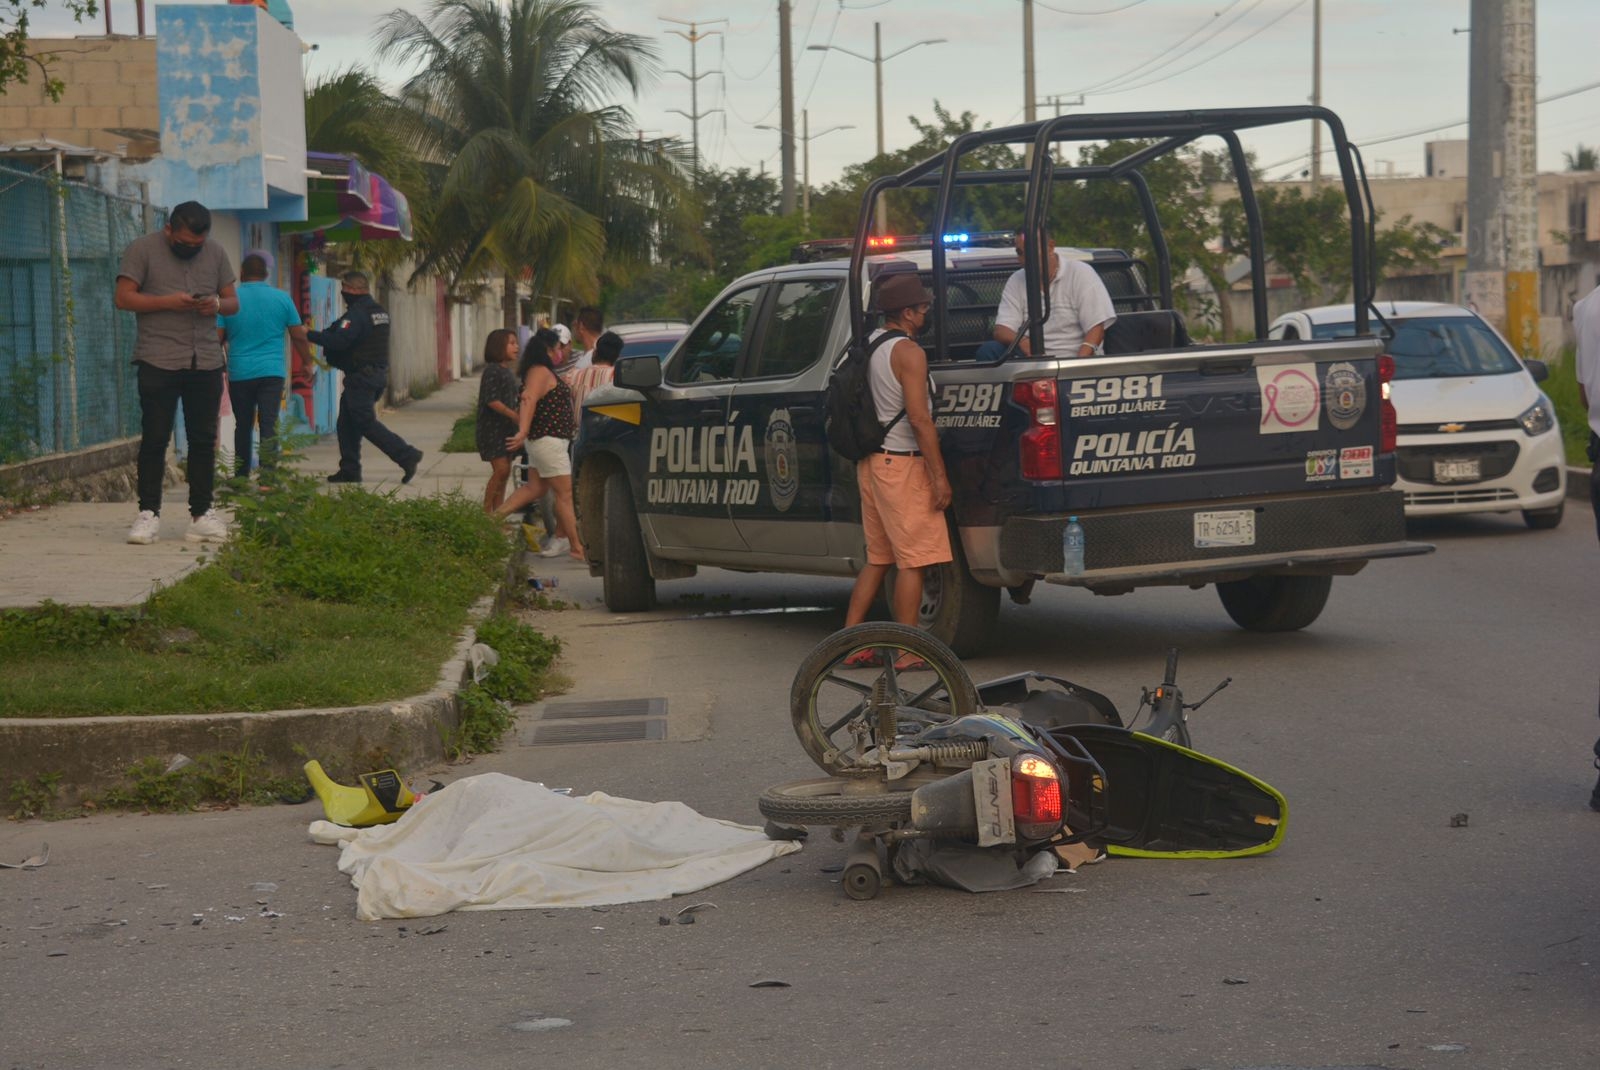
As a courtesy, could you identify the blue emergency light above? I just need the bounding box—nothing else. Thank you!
[941,232,970,245]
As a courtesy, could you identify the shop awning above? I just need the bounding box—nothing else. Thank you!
[279,151,413,241]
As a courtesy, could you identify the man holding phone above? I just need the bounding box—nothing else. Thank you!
[114,200,239,544]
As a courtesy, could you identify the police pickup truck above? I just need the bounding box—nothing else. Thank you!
[572,107,1428,655]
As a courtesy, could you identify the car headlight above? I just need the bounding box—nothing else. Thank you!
[1517,395,1556,437]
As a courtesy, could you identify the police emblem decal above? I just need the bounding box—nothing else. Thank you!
[765,408,799,512]
[1323,361,1367,431]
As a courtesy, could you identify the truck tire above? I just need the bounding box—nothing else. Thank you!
[886,532,1000,658]
[1216,574,1332,632]
[757,779,914,827]
[602,469,655,612]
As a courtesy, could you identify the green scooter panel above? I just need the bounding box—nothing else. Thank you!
[1049,725,1287,858]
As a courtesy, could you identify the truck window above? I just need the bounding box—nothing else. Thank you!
[745,279,840,380]
[665,286,762,384]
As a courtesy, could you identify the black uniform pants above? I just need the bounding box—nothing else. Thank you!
[336,365,416,477]
[228,375,284,477]
[137,363,223,517]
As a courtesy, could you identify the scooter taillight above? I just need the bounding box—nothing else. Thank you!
[1012,754,1063,840]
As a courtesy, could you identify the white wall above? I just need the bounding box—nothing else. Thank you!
[382,271,439,402]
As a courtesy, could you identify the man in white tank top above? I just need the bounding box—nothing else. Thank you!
[842,273,953,669]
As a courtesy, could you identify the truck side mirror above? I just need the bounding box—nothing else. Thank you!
[613,355,662,391]
[1523,358,1549,383]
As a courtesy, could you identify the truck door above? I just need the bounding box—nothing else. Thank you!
[729,277,846,555]
[643,284,768,552]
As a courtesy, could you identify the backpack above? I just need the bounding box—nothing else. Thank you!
[824,330,907,461]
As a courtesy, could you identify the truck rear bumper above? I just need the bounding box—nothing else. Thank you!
[990,487,1432,591]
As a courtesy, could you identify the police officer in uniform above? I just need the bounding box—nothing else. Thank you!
[308,271,424,484]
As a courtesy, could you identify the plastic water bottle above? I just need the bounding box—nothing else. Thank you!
[1062,516,1086,576]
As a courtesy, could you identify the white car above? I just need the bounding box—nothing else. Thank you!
[1269,301,1566,528]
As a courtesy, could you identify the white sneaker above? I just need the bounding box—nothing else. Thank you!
[537,536,571,558]
[185,509,228,543]
[127,510,160,545]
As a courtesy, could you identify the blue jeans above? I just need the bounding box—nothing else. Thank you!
[336,365,417,477]
[228,375,283,477]
[137,362,223,517]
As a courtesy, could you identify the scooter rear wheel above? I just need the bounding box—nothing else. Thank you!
[790,622,979,775]
[757,779,915,827]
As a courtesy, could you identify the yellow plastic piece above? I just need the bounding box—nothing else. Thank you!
[304,760,416,827]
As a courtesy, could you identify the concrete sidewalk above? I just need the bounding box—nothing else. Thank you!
[0,375,491,609]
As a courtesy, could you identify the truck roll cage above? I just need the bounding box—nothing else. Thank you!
[846,105,1376,364]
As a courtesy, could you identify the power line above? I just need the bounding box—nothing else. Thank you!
[1100,0,1307,97]
[1035,0,1150,15]
[720,31,778,82]
[1060,0,1248,97]
[800,2,844,109]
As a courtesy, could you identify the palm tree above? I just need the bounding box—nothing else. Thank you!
[1564,144,1598,172]
[376,0,694,328]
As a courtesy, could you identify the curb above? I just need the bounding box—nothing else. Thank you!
[0,561,518,809]
[1567,465,1593,502]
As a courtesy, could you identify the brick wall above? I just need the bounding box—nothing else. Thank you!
[0,37,160,157]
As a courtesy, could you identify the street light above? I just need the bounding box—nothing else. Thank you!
[810,21,945,232]
[756,110,854,226]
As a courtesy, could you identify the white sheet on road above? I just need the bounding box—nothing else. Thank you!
[309,772,801,920]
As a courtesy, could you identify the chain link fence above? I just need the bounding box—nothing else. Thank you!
[0,163,164,464]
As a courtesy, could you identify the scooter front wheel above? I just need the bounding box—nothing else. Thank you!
[757,778,914,827]
[790,622,979,775]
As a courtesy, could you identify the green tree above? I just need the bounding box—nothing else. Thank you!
[377,0,694,328]
[1,0,96,100]
[1564,144,1598,172]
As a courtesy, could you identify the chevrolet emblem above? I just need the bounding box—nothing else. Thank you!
[1438,422,1467,433]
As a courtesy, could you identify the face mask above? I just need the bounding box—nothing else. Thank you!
[169,240,203,260]
[341,291,360,304]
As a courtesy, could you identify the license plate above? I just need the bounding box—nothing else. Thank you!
[1194,510,1256,548]
[971,758,1015,847]
[1433,458,1481,483]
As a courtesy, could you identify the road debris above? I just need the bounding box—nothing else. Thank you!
[0,843,49,869]
[1449,812,1469,828]
[749,980,790,989]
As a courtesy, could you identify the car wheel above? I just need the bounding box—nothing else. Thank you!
[1522,501,1564,530]
[1216,574,1333,632]
[602,469,655,612]
[884,529,1000,658]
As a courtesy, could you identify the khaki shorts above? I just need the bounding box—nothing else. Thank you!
[527,435,572,478]
[857,453,952,568]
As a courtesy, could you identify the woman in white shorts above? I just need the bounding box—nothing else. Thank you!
[495,328,585,560]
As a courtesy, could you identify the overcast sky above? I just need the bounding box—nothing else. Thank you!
[69,0,1600,194]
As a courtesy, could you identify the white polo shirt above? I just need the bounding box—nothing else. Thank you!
[1574,285,1600,437]
[994,250,1117,357]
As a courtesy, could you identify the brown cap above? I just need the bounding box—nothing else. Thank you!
[874,273,932,313]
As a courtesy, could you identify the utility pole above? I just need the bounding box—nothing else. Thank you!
[1502,0,1538,356]
[808,23,945,233]
[1465,0,1537,351]
[1310,0,1322,188]
[756,110,853,229]
[778,0,797,216]
[662,16,726,185]
[1039,94,1084,164]
[1023,0,1037,167]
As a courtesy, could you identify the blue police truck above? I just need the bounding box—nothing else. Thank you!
[572,107,1429,656]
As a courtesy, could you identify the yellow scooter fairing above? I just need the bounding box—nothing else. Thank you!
[303,760,417,828]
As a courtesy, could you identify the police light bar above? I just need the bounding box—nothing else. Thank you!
[942,232,970,245]
[791,230,1015,262]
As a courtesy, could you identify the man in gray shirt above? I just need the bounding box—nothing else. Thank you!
[114,201,239,544]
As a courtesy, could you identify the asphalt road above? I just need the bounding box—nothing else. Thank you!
[2,510,1597,1070]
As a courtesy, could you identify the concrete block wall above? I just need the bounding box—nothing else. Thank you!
[0,37,161,157]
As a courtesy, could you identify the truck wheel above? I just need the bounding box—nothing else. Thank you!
[886,534,1000,658]
[1216,574,1333,632]
[1522,502,1564,530]
[602,470,655,612]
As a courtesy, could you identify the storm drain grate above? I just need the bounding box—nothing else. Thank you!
[537,698,666,720]
[517,697,669,746]
[520,719,667,745]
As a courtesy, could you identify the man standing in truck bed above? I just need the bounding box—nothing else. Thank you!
[983,232,1117,360]
[842,274,953,669]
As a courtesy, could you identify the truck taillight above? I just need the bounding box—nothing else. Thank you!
[1013,379,1061,480]
[1012,754,1063,841]
[1377,354,1397,453]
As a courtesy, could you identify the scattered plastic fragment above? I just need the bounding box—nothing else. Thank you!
[249,882,279,893]
[749,980,790,989]
[1425,1043,1468,1053]
[1222,977,1248,985]
[511,1017,571,1032]
[1449,812,1469,828]
[0,843,49,869]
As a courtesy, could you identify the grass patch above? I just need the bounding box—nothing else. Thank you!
[442,410,477,453]
[0,465,514,717]
[448,615,562,758]
[1540,349,1592,467]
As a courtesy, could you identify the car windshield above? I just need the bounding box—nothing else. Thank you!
[618,335,682,361]
[1310,315,1522,379]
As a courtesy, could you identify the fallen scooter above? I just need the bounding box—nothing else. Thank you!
[758,624,1286,898]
